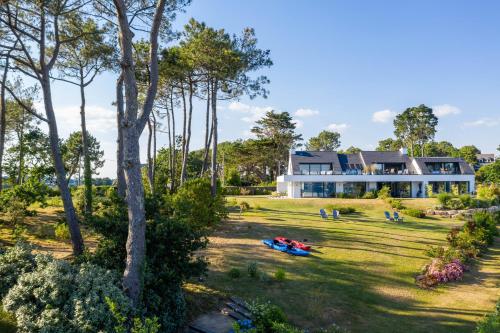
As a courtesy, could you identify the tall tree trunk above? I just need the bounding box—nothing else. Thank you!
[41,73,84,255]
[16,114,25,185]
[181,80,193,184]
[147,117,154,194]
[201,80,211,175]
[116,75,126,198]
[211,81,218,197]
[180,86,187,185]
[0,54,9,192]
[152,112,157,189]
[79,73,92,218]
[165,97,173,192]
[169,90,176,193]
[114,0,167,308]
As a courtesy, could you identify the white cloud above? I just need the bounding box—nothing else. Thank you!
[294,119,304,129]
[464,118,500,127]
[433,104,461,117]
[327,123,349,132]
[372,109,396,123]
[227,101,273,123]
[294,108,319,117]
[45,105,116,135]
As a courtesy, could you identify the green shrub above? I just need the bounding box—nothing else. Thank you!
[326,206,356,214]
[448,198,464,210]
[459,194,473,208]
[274,268,286,281]
[437,192,453,208]
[228,267,241,279]
[0,242,36,298]
[477,184,499,204]
[171,178,227,228]
[226,168,242,186]
[362,191,377,199]
[388,199,405,210]
[0,178,48,215]
[247,261,259,278]
[475,299,500,333]
[377,186,391,199]
[55,223,70,241]
[403,208,426,218]
[451,184,460,196]
[248,300,287,332]
[240,188,251,195]
[239,201,251,212]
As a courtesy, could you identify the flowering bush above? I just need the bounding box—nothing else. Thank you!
[418,211,498,288]
[1,247,130,333]
[0,242,36,298]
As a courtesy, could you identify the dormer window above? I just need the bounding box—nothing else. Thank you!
[298,163,333,175]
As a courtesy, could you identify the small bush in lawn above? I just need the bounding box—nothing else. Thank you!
[327,206,356,214]
[239,201,251,212]
[247,261,258,278]
[377,186,391,200]
[274,268,286,281]
[437,192,453,209]
[247,300,287,332]
[254,204,262,210]
[228,267,241,279]
[362,191,377,199]
[227,198,238,207]
[388,199,404,210]
[403,208,426,218]
[459,194,473,208]
[55,223,70,241]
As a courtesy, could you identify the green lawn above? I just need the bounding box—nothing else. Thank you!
[190,196,500,333]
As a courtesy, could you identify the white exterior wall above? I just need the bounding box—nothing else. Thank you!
[277,174,475,198]
[277,181,287,193]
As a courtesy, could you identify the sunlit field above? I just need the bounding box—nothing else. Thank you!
[187,196,500,333]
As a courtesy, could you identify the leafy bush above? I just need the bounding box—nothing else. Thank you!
[362,191,377,199]
[271,322,304,333]
[248,300,287,332]
[226,168,242,186]
[54,223,70,240]
[388,198,405,210]
[476,183,500,204]
[418,211,498,288]
[326,205,356,214]
[0,242,36,298]
[239,201,251,211]
[3,258,131,333]
[247,261,258,278]
[377,186,391,200]
[459,194,473,208]
[274,268,286,281]
[171,178,227,228]
[437,192,453,208]
[228,267,242,279]
[426,184,434,197]
[0,178,48,215]
[402,208,425,218]
[475,299,500,333]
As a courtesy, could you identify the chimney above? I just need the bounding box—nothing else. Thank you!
[399,147,408,155]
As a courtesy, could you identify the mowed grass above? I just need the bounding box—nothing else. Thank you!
[191,196,500,333]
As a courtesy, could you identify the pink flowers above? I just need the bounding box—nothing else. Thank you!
[417,258,467,288]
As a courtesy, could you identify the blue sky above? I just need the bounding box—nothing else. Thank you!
[47,1,500,177]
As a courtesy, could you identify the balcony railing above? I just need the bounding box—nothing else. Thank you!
[292,169,420,176]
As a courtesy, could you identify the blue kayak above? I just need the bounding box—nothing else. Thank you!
[262,239,310,256]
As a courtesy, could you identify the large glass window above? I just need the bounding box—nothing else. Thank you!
[343,182,366,197]
[377,182,411,197]
[301,182,336,198]
[425,162,460,174]
[298,163,333,175]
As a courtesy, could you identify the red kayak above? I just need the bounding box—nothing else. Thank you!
[274,237,311,251]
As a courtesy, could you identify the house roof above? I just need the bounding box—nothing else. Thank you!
[289,150,473,175]
[290,151,342,172]
[413,157,475,175]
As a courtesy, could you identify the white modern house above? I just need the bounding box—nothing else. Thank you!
[276,148,475,198]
